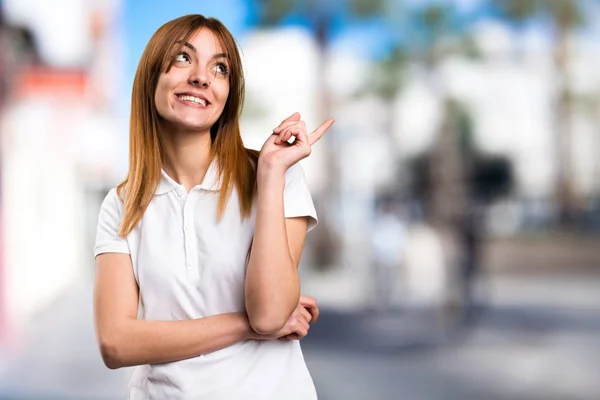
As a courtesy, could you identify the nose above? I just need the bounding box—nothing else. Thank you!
[189,68,211,88]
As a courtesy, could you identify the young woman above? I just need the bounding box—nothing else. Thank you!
[93,14,334,400]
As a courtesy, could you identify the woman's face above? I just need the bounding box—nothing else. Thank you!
[154,28,230,134]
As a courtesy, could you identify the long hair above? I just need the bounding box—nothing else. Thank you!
[117,14,258,237]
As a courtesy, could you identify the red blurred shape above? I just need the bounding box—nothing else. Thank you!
[15,67,88,100]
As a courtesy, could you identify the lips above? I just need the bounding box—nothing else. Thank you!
[176,93,210,108]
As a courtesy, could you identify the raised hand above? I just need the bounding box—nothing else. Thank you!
[259,112,335,171]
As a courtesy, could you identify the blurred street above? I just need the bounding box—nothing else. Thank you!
[2,1,600,400]
[0,254,598,400]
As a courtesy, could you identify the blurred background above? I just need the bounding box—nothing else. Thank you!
[0,0,599,399]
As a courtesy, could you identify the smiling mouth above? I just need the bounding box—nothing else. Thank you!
[176,94,209,107]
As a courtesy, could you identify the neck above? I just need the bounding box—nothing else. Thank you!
[161,126,213,192]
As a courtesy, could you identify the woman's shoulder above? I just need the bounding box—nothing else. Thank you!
[100,187,126,212]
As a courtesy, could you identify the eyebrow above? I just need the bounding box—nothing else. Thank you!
[178,41,228,60]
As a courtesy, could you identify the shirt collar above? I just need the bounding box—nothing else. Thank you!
[156,159,222,195]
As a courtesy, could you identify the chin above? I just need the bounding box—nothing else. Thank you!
[173,117,215,132]
[177,124,211,133]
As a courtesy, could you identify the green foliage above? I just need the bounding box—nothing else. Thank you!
[496,0,539,23]
[348,0,387,17]
[547,0,584,30]
[256,0,298,26]
[495,0,584,30]
[420,3,452,35]
[373,46,409,100]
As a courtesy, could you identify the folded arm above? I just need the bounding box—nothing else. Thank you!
[94,253,254,369]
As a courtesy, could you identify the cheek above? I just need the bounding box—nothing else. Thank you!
[154,80,172,115]
[215,85,230,108]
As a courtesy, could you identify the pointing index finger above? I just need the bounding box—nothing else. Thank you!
[309,118,335,146]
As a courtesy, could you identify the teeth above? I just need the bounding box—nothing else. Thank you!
[178,95,207,106]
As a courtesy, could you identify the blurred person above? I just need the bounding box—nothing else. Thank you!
[457,204,484,322]
[93,14,334,400]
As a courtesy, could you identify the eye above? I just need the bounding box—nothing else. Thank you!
[175,52,191,63]
[214,62,229,75]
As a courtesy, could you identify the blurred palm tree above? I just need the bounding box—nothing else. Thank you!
[348,2,479,224]
[408,6,473,322]
[356,3,486,317]
[494,0,585,227]
[405,3,477,229]
[254,0,388,268]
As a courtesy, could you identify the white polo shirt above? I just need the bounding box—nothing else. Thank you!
[94,160,318,400]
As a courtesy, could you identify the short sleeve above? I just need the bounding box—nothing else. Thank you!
[94,188,130,257]
[284,163,318,232]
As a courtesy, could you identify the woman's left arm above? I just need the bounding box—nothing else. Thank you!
[245,112,334,335]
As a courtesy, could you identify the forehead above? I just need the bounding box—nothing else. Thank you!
[185,28,225,56]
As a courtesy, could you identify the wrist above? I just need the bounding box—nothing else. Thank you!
[257,157,287,175]
[257,162,286,188]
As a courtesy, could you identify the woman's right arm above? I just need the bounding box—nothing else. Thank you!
[94,252,254,369]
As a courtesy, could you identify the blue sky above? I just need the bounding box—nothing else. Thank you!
[122,0,394,82]
[123,0,600,93]
[122,0,497,80]
[123,0,251,87]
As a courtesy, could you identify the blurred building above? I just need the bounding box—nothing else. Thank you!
[0,0,125,349]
